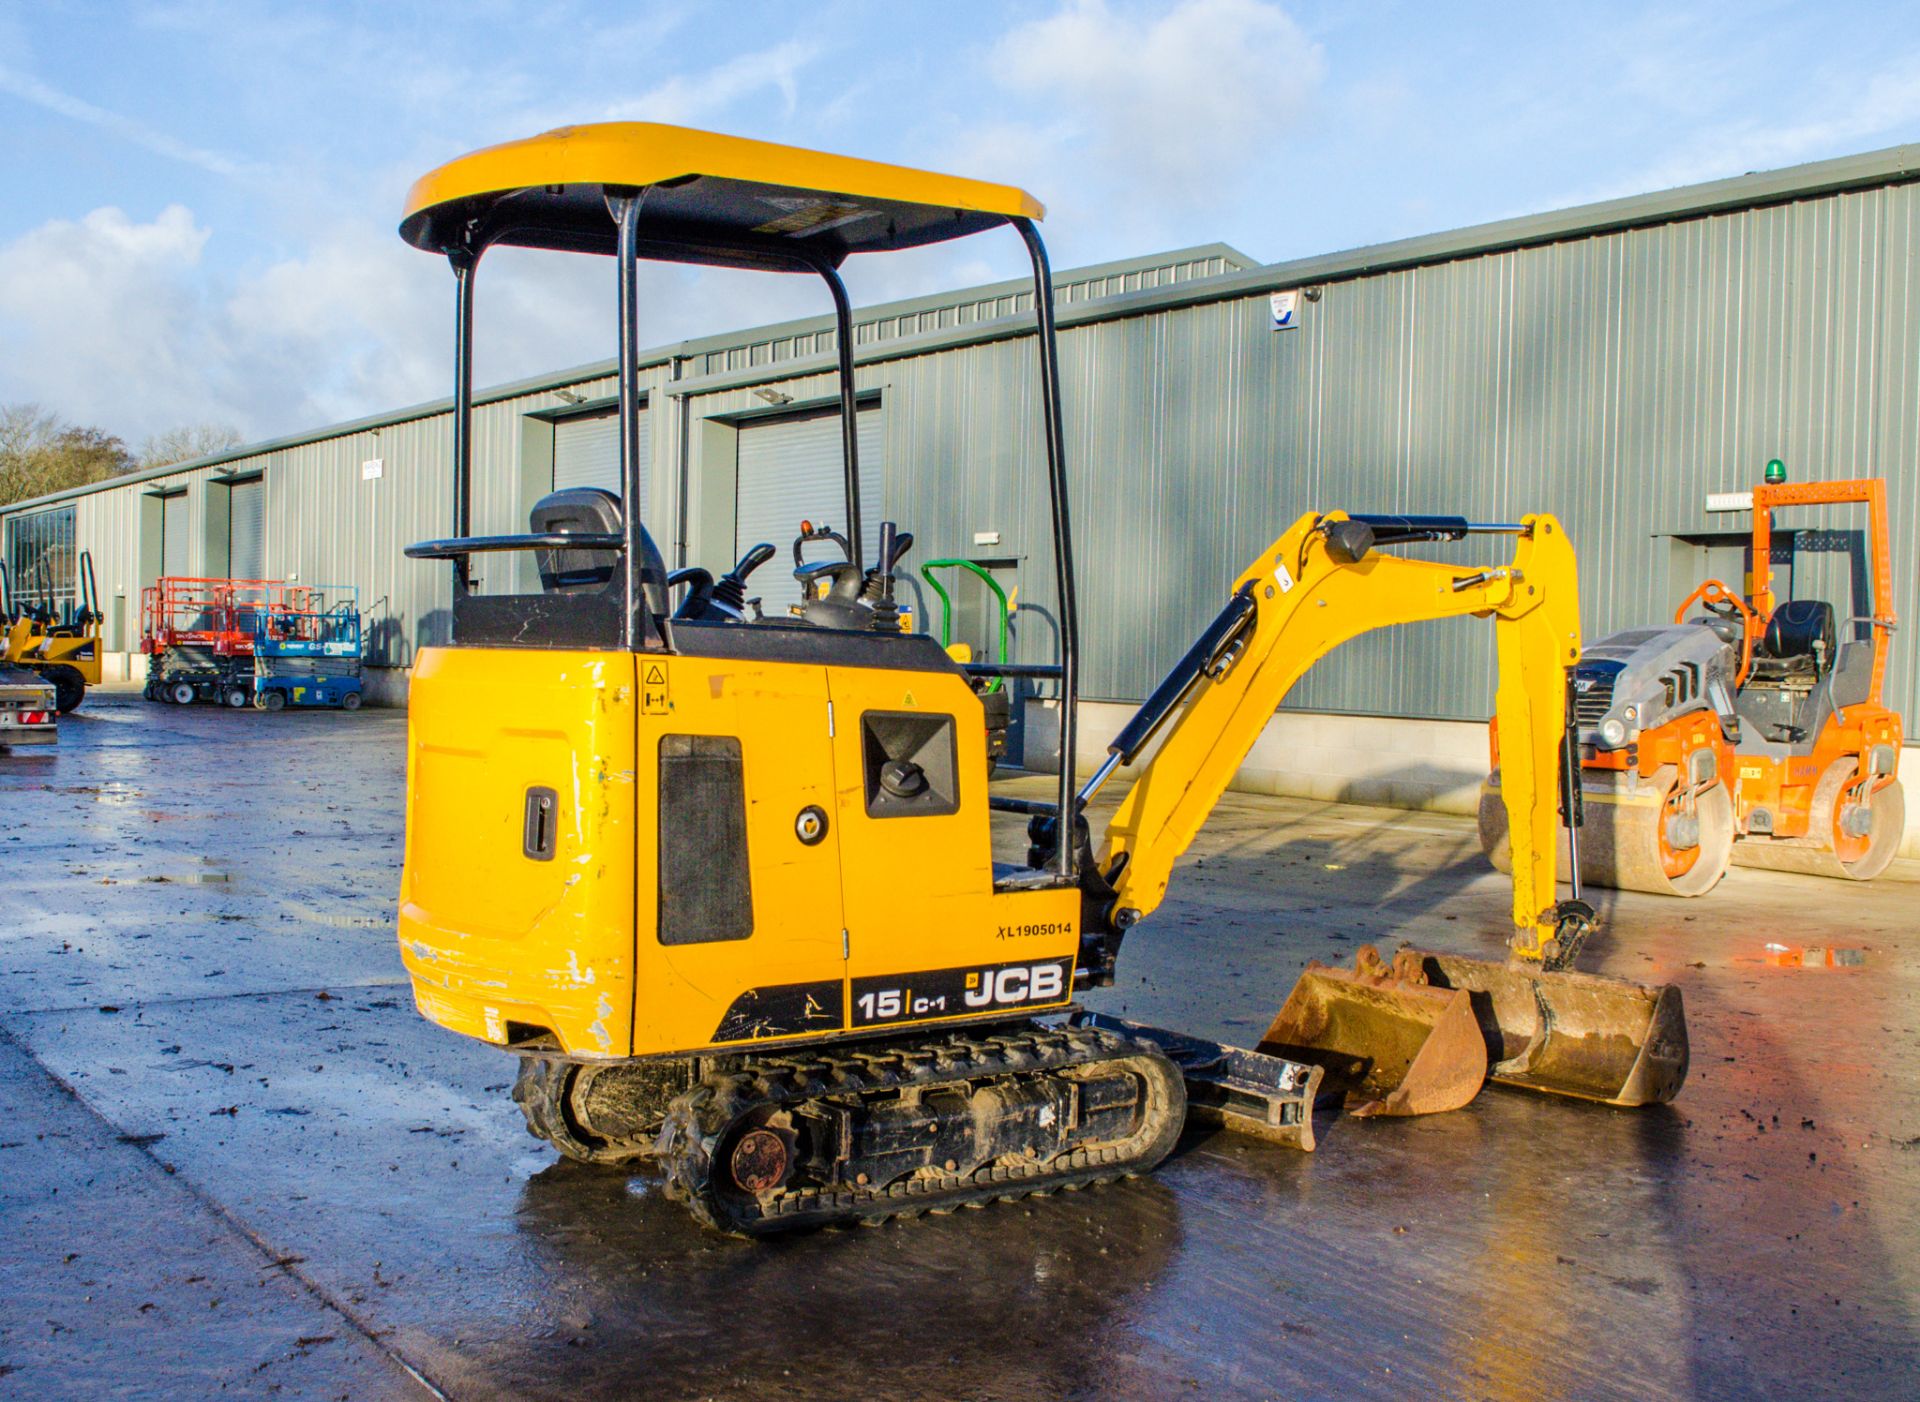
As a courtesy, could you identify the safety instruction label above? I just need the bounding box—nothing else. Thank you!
[642,661,670,714]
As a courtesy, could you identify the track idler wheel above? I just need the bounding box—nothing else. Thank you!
[512,1056,691,1165]
[1732,759,1906,882]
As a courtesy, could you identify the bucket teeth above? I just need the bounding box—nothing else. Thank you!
[1261,945,1488,1117]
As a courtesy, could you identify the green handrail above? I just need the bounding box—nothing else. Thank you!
[919,559,1011,692]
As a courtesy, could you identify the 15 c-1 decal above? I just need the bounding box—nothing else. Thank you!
[850,957,1072,1028]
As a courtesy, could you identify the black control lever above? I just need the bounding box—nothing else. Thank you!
[711,543,776,619]
[667,567,716,621]
[861,521,911,632]
[734,542,777,578]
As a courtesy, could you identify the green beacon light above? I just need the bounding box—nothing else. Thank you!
[1764,458,1787,485]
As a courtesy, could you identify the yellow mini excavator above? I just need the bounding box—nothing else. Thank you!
[1,552,104,713]
[395,124,1688,1235]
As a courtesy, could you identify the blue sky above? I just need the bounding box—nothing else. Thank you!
[3,0,1919,445]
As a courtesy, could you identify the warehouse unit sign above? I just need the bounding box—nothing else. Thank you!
[1270,290,1300,330]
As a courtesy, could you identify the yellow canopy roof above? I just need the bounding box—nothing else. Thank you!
[400,123,1044,268]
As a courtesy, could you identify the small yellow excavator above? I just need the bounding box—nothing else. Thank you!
[1,553,104,712]
[393,124,1687,1235]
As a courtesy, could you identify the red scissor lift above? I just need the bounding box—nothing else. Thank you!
[141,577,319,707]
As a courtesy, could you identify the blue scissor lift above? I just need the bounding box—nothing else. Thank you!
[252,587,364,711]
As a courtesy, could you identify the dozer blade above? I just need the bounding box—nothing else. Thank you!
[1258,945,1487,1117]
[1408,950,1688,1107]
[1067,1012,1325,1151]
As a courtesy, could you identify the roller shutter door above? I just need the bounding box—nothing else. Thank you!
[228,478,264,580]
[734,406,883,619]
[161,493,189,578]
[553,407,648,500]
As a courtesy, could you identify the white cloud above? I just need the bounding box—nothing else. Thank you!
[0,63,261,180]
[0,5,1328,447]
[604,39,821,125]
[959,0,1324,237]
[1623,65,1920,196]
[0,202,841,446]
[0,204,468,440]
[0,205,230,437]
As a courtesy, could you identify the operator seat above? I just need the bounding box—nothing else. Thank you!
[1749,599,1835,682]
[529,487,670,623]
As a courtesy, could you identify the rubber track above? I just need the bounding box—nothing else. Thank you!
[512,1056,647,1166]
[657,1021,1186,1236]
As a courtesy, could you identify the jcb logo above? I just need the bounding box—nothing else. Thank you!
[963,962,1065,1008]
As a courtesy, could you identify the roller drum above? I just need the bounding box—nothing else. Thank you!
[1480,767,1734,898]
[1731,759,1905,882]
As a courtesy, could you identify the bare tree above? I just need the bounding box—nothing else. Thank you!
[138,423,245,469]
[0,403,135,507]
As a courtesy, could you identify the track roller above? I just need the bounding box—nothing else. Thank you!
[657,1022,1186,1236]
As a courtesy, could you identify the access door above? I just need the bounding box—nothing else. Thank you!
[822,662,1069,1036]
[228,478,264,579]
[161,492,189,577]
[632,656,851,1054]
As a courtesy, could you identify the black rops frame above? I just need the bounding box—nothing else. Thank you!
[409,190,1083,881]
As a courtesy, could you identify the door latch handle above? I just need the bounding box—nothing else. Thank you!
[523,787,558,861]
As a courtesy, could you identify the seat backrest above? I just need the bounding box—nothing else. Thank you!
[1759,598,1835,665]
[531,488,623,593]
[527,488,670,624]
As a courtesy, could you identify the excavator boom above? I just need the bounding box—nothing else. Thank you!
[1074,510,1687,1114]
[1094,511,1579,961]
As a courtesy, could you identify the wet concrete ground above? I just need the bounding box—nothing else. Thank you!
[2,692,1916,1400]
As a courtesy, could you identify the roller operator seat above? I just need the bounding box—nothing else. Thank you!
[1749,598,1836,682]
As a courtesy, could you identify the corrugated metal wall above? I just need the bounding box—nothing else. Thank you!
[7,189,1917,731]
[841,179,1920,726]
[688,247,1252,377]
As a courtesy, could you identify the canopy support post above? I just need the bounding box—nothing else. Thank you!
[613,190,667,651]
[813,260,865,577]
[448,244,477,590]
[1013,218,1080,881]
